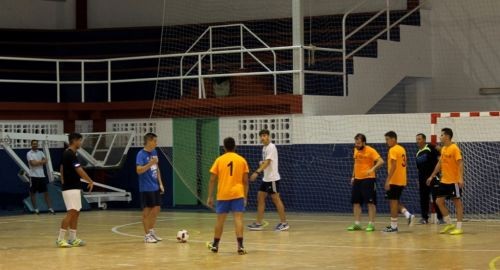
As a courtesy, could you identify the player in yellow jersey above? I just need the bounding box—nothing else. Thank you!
[207,137,250,254]
[427,128,464,235]
[383,131,415,233]
[347,134,384,232]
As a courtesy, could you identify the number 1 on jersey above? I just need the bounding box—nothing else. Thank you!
[227,161,233,176]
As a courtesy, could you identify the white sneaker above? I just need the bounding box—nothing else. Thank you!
[149,229,162,241]
[48,208,55,215]
[144,234,157,243]
[34,209,39,215]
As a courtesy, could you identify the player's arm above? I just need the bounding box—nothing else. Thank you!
[457,159,464,188]
[370,157,384,174]
[157,167,165,194]
[59,164,64,184]
[76,167,94,192]
[385,158,396,190]
[243,172,249,205]
[206,173,217,208]
[427,158,441,185]
[350,167,356,184]
[136,157,157,175]
[250,159,270,181]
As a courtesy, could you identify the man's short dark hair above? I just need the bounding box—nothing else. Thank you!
[68,133,82,145]
[144,132,157,145]
[223,137,236,151]
[354,133,367,143]
[31,139,38,145]
[384,131,397,140]
[259,129,270,136]
[441,128,453,139]
[416,133,426,140]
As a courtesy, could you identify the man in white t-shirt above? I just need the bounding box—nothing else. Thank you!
[27,140,54,214]
[247,129,289,231]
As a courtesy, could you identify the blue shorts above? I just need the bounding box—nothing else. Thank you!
[216,198,245,214]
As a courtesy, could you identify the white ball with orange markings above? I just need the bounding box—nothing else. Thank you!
[176,229,189,243]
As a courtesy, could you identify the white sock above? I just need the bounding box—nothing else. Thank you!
[354,221,360,225]
[57,229,66,241]
[456,222,462,229]
[68,229,77,241]
[401,208,411,219]
[391,218,398,229]
[443,215,452,224]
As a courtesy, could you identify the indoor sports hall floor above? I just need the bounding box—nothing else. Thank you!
[0,211,498,269]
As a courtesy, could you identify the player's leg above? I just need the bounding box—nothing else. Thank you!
[348,180,363,231]
[398,202,415,226]
[431,180,444,223]
[418,179,430,223]
[66,190,84,246]
[29,178,38,214]
[41,179,54,214]
[383,185,400,232]
[364,179,376,231]
[142,207,152,234]
[270,181,288,231]
[436,183,456,234]
[248,186,267,230]
[208,200,230,253]
[232,198,246,254]
[449,185,464,235]
[147,190,162,241]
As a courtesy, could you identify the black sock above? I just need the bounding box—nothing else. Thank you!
[237,237,243,248]
[213,238,220,247]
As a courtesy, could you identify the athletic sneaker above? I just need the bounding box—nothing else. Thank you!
[35,209,39,215]
[408,215,416,226]
[382,226,398,233]
[275,222,289,231]
[68,238,86,247]
[449,228,463,235]
[149,229,162,241]
[56,239,71,248]
[207,242,218,253]
[439,224,456,234]
[48,208,55,215]
[347,224,362,231]
[247,222,263,231]
[365,223,375,232]
[418,218,428,224]
[144,234,158,243]
[237,246,247,255]
[437,219,446,225]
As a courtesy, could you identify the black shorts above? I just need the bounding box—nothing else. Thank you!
[30,177,48,193]
[351,178,376,205]
[437,183,462,199]
[259,181,280,194]
[140,190,161,208]
[385,185,405,200]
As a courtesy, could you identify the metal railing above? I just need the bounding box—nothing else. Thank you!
[0,0,425,102]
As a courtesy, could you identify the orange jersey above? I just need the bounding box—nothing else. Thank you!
[387,144,407,186]
[440,143,463,184]
[353,145,381,179]
[209,152,249,200]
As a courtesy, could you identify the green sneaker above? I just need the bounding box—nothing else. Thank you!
[347,224,362,231]
[365,223,375,232]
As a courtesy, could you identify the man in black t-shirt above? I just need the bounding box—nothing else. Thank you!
[56,133,94,248]
[415,133,443,224]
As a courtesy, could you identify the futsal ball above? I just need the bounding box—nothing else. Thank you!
[176,229,189,243]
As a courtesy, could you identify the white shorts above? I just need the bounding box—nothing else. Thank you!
[62,189,82,211]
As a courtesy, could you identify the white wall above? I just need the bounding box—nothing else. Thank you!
[428,0,500,111]
[219,113,500,145]
[0,0,75,29]
[0,0,406,29]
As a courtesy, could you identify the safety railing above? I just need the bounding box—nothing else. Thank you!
[0,0,425,102]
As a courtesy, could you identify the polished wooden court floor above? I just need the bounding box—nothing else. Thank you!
[0,210,499,270]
